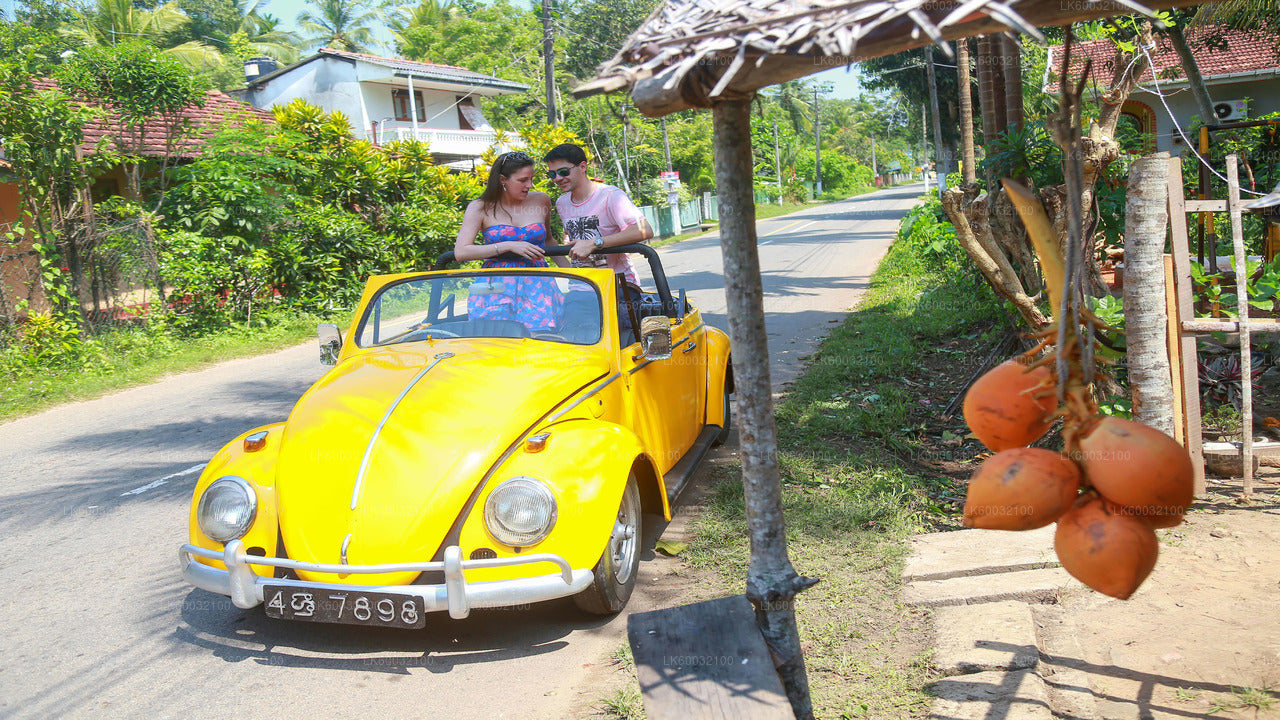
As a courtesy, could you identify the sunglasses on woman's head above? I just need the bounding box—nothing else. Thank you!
[501,151,531,169]
[545,168,573,179]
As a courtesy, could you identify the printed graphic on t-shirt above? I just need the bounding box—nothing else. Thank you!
[563,215,609,269]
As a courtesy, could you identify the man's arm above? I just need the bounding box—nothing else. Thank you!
[601,217,652,247]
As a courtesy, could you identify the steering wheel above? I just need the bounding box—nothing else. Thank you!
[419,327,460,338]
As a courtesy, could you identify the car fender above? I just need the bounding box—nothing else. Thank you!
[187,423,283,576]
[704,327,733,427]
[457,418,662,583]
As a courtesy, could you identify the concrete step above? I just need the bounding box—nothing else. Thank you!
[933,601,1041,677]
[929,669,1054,720]
[904,526,1059,582]
[905,567,1074,607]
[1032,605,1101,720]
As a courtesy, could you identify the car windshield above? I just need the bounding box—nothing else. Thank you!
[356,272,602,347]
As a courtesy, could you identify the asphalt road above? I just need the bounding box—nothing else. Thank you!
[0,182,924,720]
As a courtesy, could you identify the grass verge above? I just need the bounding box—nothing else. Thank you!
[0,311,344,422]
[683,194,1006,718]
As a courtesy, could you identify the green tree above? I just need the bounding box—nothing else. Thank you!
[297,0,380,53]
[60,0,223,70]
[395,0,548,127]
[559,0,660,81]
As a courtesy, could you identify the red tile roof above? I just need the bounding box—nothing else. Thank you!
[1048,27,1280,90]
[31,79,274,157]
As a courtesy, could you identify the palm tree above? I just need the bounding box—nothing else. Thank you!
[233,1,302,62]
[61,0,222,70]
[298,0,381,53]
[388,0,455,49]
[767,80,814,136]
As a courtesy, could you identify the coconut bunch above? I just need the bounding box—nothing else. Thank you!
[958,183,1194,601]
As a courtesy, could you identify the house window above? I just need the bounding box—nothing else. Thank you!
[393,90,426,122]
[457,96,477,131]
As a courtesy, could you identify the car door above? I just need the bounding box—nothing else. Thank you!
[620,295,704,475]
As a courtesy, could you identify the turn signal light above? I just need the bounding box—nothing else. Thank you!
[524,433,550,453]
[244,431,269,453]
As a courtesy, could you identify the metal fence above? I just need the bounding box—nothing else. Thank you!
[638,197,714,239]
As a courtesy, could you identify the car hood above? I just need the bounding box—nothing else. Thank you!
[275,340,607,579]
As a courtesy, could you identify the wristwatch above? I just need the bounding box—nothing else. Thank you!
[592,236,605,250]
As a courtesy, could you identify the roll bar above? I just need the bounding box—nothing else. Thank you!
[432,244,677,317]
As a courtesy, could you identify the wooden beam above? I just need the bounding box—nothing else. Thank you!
[1165,157,1206,494]
[1164,255,1185,446]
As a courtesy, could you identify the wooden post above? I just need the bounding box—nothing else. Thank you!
[1226,155,1254,498]
[1123,153,1175,436]
[1165,157,1206,494]
[1164,255,1185,445]
[712,96,817,720]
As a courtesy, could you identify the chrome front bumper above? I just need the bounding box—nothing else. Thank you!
[179,540,593,619]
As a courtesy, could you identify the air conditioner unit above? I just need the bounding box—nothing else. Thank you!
[1212,99,1249,122]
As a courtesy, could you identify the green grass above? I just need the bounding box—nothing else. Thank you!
[0,310,346,422]
[684,195,1005,718]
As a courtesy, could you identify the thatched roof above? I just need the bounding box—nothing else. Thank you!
[574,0,1207,117]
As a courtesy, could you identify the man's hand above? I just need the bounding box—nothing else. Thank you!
[569,238,597,261]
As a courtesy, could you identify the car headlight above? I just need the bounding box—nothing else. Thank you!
[197,476,257,543]
[484,477,557,547]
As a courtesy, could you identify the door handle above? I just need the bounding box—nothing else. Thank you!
[681,341,698,354]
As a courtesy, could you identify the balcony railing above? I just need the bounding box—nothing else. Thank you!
[367,126,497,158]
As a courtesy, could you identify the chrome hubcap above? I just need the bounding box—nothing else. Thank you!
[609,483,639,585]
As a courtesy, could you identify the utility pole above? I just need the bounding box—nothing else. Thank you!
[924,46,946,198]
[622,104,631,192]
[661,116,673,172]
[921,103,929,193]
[813,85,823,196]
[773,121,782,205]
[542,0,556,124]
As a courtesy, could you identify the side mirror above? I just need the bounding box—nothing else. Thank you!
[640,316,672,360]
[318,323,342,365]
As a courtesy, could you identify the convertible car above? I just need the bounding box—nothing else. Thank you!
[179,245,732,627]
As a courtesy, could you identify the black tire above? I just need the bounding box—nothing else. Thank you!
[573,472,642,615]
[713,387,732,446]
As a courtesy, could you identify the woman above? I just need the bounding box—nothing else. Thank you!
[453,151,564,332]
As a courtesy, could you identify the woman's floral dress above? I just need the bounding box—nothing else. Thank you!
[467,223,563,332]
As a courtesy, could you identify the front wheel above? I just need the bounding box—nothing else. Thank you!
[573,472,641,615]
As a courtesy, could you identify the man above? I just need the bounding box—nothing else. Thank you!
[543,143,654,342]
[543,143,652,283]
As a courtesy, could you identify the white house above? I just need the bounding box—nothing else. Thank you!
[239,48,529,164]
[1048,28,1280,156]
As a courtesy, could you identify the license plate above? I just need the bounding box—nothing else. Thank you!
[263,585,426,629]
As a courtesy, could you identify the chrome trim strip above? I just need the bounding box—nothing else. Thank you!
[340,533,352,565]
[545,372,620,424]
[350,351,454,509]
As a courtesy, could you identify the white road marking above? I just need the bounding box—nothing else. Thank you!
[121,464,205,496]
[759,219,817,246]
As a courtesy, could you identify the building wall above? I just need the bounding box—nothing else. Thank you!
[0,182,45,318]
[361,85,463,133]
[247,59,364,132]
[1135,77,1280,154]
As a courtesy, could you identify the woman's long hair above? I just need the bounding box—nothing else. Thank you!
[478,151,534,220]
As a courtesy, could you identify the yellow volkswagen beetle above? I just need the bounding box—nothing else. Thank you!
[179,245,732,627]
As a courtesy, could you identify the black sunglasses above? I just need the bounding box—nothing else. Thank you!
[501,151,531,169]
[544,168,573,179]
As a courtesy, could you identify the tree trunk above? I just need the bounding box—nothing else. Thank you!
[1002,35,1024,133]
[1122,152,1176,435]
[1164,24,1215,126]
[958,38,977,184]
[712,97,818,720]
[925,47,947,196]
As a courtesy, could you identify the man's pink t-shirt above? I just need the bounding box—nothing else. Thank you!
[556,184,642,285]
